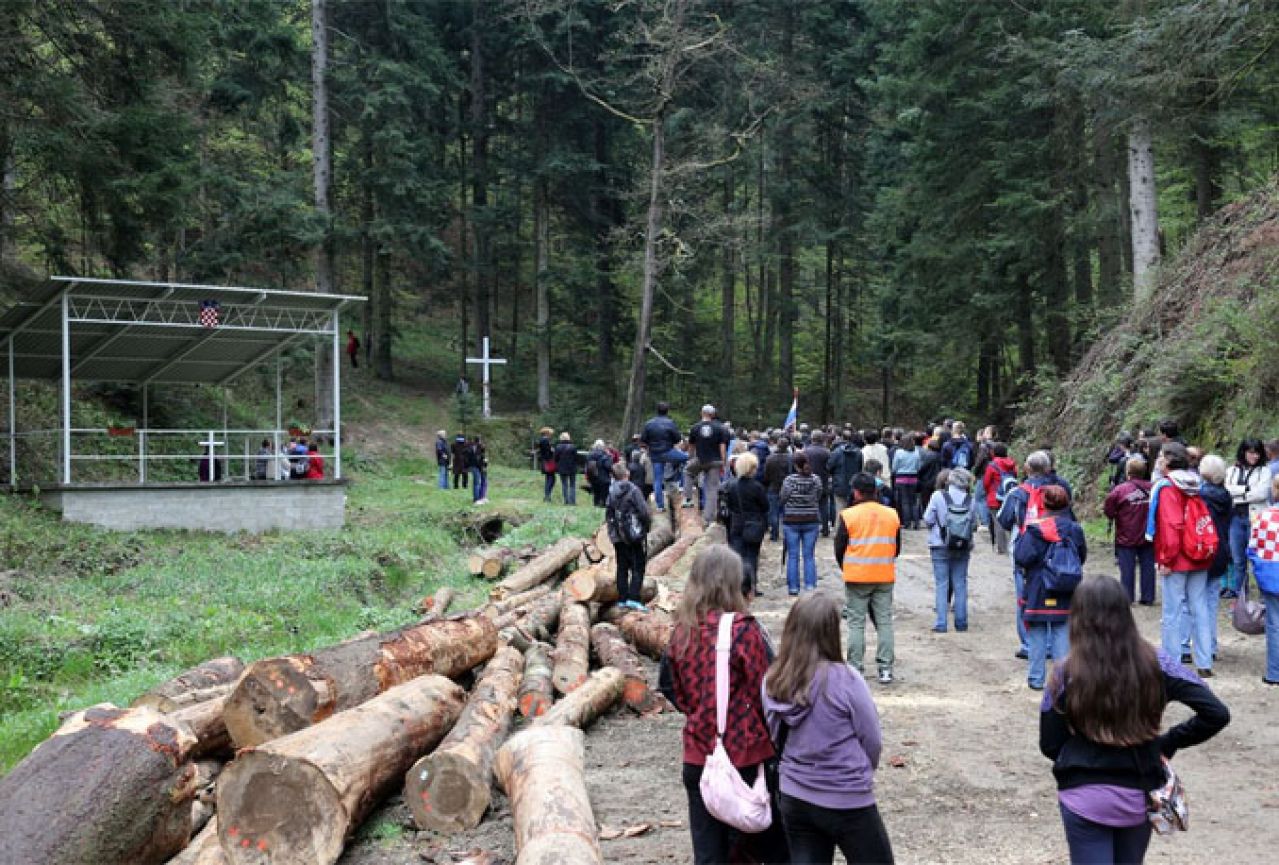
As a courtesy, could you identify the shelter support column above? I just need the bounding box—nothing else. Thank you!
[332,311,341,479]
[61,291,70,485]
[140,385,148,484]
[8,338,15,489]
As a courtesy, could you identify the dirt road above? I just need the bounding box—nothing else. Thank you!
[346,524,1279,864]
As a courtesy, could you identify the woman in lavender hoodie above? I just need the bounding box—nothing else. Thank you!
[762,592,894,864]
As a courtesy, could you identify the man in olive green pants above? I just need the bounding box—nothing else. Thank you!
[834,473,902,684]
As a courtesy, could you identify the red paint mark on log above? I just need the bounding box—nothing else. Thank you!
[143,722,184,761]
[258,840,268,851]
[227,826,239,837]
[240,838,250,848]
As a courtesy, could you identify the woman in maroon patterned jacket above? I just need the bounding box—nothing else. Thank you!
[659,544,782,864]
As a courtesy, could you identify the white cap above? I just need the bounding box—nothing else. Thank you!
[702,404,716,415]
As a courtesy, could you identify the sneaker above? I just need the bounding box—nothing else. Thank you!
[1028,682,1045,692]
[1180,653,1193,665]
[931,626,947,634]
[631,602,650,614]
[877,669,893,685]
[681,501,696,509]
[1263,677,1279,686]
[655,507,666,513]
[1015,649,1029,660]
[955,625,968,632]
[1196,668,1214,678]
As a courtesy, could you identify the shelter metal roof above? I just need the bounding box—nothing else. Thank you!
[0,277,365,385]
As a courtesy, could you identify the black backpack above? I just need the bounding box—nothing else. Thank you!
[609,485,646,544]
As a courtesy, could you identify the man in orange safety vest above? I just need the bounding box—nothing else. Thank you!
[834,472,902,684]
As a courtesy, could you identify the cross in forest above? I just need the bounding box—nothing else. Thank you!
[465,336,506,419]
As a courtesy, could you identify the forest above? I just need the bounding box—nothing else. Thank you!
[2,0,1278,435]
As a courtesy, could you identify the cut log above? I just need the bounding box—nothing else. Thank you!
[491,537,584,600]
[563,562,657,604]
[172,819,224,865]
[600,607,675,660]
[483,582,555,618]
[170,692,233,759]
[589,623,664,713]
[468,547,516,579]
[645,520,676,560]
[499,590,563,651]
[223,613,496,748]
[0,704,199,865]
[416,585,456,616]
[217,675,465,865]
[132,656,244,712]
[494,726,602,865]
[675,500,705,539]
[646,535,696,577]
[551,601,592,695]
[405,646,523,833]
[517,643,555,719]
[667,528,725,586]
[592,522,615,560]
[536,667,625,729]
[190,759,222,835]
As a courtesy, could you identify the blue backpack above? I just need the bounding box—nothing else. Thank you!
[953,440,972,469]
[1043,534,1084,593]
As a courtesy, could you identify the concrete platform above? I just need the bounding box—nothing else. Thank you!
[37,480,348,533]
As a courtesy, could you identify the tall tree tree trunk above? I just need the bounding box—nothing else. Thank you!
[775,8,796,404]
[360,136,375,369]
[374,250,393,380]
[470,0,491,355]
[534,176,551,413]
[1016,272,1036,377]
[1094,127,1124,307]
[312,0,335,430]
[719,170,735,388]
[0,124,12,264]
[1127,117,1160,298]
[593,118,617,372]
[1190,90,1222,222]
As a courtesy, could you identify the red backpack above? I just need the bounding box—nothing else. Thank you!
[1180,493,1219,565]
[1020,482,1046,528]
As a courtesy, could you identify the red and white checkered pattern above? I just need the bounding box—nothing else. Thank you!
[198,300,220,328]
[1252,511,1279,561]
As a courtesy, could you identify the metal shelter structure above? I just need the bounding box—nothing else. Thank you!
[0,276,365,489]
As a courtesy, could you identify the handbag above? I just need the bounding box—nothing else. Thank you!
[1231,576,1266,636]
[542,459,556,474]
[1147,757,1189,835]
[699,613,773,834]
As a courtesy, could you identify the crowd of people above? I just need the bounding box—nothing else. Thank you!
[433,429,489,504]
[243,437,325,481]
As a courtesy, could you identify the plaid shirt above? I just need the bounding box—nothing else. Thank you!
[662,610,776,768]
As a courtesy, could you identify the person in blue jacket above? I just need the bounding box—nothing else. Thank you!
[1015,485,1087,691]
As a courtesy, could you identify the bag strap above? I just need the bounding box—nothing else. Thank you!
[714,612,735,738]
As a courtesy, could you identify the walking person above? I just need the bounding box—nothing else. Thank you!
[723,452,770,598]
[640,401,687,512]
[1225,438,1272,595]
[998,451,1058,660]
[586,439,613,508]
[983,443,1018,554]
[606,463,652,611]
[1197,455,1233,663]
[780,451,823,595]
[536,427,556,503]
[829,432,863,515]
[658,546,784,865]
[1016,485,1085,691]
[468,435,488,504]
[554,432,579,506]
[1150,442,1219,676]
[1040,577,1229,865]
[890,432,922,530]
[805,431,834,536]
[763,592,894,865]
[1248,473,1279,685]
[923,467,976,633]
[684,405,730,526]
[835,472,902,684]
[345,329,359,368]
[435,430,451,490]
[763,437,794,543]
[450,434,469,489]
[1103,457,1155,605]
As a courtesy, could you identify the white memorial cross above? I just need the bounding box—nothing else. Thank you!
[199,430,225,481]
[465,336,507,419]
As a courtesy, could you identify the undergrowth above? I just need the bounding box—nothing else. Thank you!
[0,461,600,774]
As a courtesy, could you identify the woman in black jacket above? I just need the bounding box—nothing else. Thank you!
[723,452,770,598]
[553,432,579,506]
[1040,577,1229,865]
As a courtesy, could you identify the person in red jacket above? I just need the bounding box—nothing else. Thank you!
[983,443,1018,554]
[1103,456,1155,605]
[304,441,325,479]
[1150,442,1217,676]
[658,545,785,864]
[345,329,359,368]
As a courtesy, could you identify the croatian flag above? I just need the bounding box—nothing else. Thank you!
[782,388,798,431]
[199,300,221,328]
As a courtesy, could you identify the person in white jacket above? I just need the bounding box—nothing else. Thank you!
[1225,438,1272,597]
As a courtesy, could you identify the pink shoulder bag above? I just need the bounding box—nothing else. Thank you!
[698,612,773,833]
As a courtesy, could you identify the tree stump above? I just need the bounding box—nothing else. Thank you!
[224,613,495,748]
[551,601,592,695]
[535,667,625,729]
[0,704,199,865]
[494,725,602,865]
[132,656,245,712]
[217,675,465,865]
[517,643,555,719]
[405,646,523,833]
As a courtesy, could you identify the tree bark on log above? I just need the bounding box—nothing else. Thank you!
[217,675,465,865]
[0,705,199,865]
[494,725,602,865]
[590,522,614,561]
[171,819,225,865]
[589,624,664,713]
[668,528,724,586]
[551,601,592,695]
[224,613,496,748]
[675,500,704,539]
[599,607,674,660]
[563,562,657,604]
[646,535,695,577]
[417,585,456,616]
[536,666,625,729]
[132,657,244,712]
[170,692,234,759]
[645,520,676,559]
[491,537,583,601]
[468,548,516,579]
[405,647,523,833]
[517,643,555,718]
[483,582,554,618]
[498,590,562,651]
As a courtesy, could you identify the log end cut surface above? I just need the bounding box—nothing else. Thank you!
[223,660,322,749]
[406,750,492,834]
[217,751,344,865]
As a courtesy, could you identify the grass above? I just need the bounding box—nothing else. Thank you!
[0,460,601,774]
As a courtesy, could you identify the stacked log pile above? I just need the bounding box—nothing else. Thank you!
[0,508,721,865]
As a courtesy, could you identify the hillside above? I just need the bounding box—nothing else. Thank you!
[1018,178,1279,510]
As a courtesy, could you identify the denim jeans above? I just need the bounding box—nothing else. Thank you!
[559,473,577,505]
[930,547,970,631]
[1116,544,1156,604]
[1179,575,1221,660]
[437,464,449,489]
[1229,514,1253,592]
[778,794,894,865]
[1059,803,1151,865]
[1161,569,1212,670]
[767,491,782,542]
[783,522,820,592]
[844,582,895,673]
[470,467,485,502]
[542,470,556,501]
[650,449,688,510]
[1012,539,1029,653]
[1026,620,1069,688]
[1265,592,1279,681]
[973,493,990,533]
